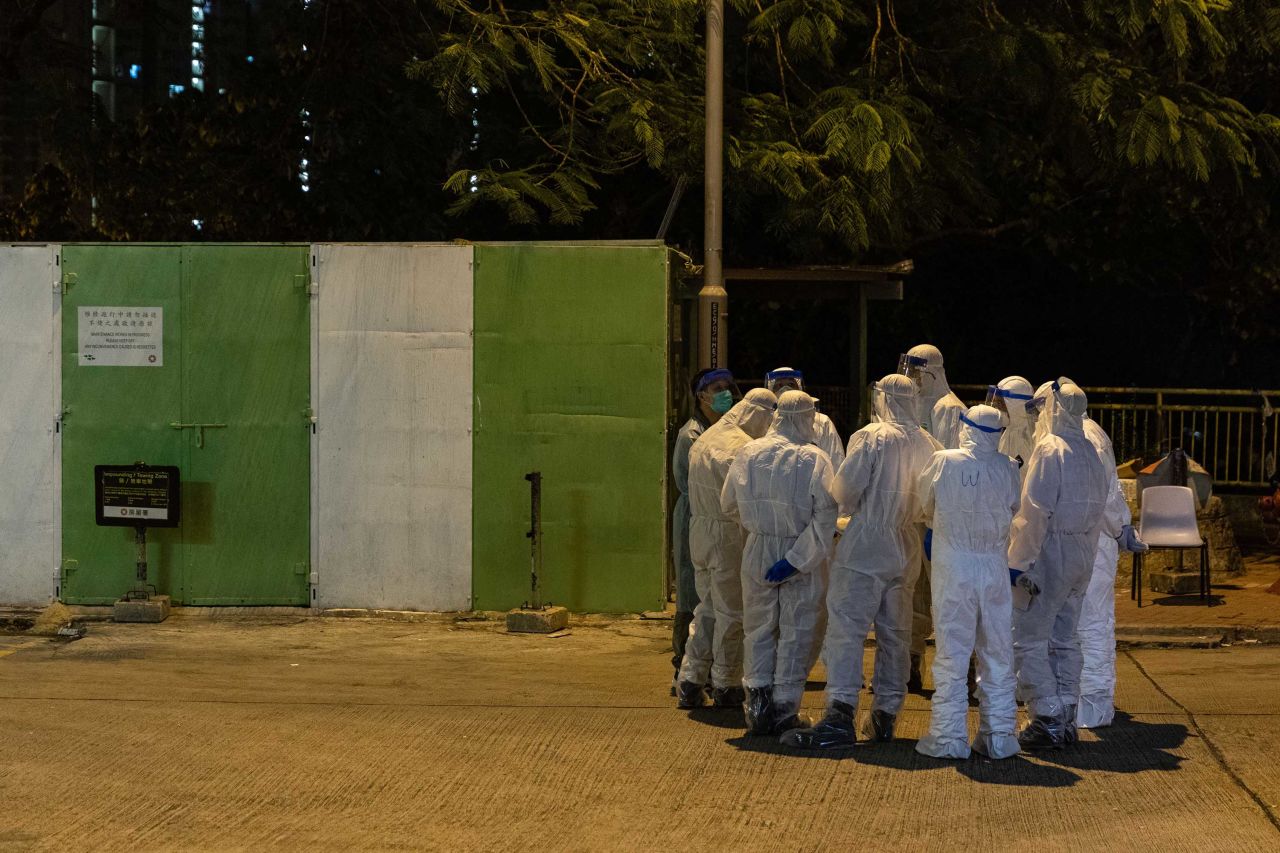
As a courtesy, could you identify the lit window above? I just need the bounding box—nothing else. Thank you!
[191,78,204,92]
[246,55,254,63]
[192,218,203,230]
[128,64,141,79]
[168,84,185,96]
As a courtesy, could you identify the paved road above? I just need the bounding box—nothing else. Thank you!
[1,615,1277,851]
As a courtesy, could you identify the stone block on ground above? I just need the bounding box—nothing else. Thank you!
[506,606,569,634]
[112,595,171,623]
[1149,571,1203,596]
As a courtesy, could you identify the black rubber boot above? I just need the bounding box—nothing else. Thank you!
[865,709,896,742]
[907,654,925,695]
[745,686,776,735]
[676,680,709,710]
[779,701,857,749]
[1018,715,1065,750]
[712,685,746,709]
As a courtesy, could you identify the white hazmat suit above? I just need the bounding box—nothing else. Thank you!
[1008,383,1118,746]
[783,375,940,747]
[902,345,967,682]
[1055,376,1143,730]
[677,388,778,706]
[915,405,1022,760]
[721,390,838,733]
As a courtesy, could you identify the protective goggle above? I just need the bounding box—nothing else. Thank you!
[984,385,1034,414]
[766,368,805,394]
[1024,381,1061,415]
[960,413,1005,434]
[898,353,928,383]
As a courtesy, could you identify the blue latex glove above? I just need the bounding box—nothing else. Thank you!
[1118,524,1149,554]
[923,528,933,561]
[765,558,799,584]
[1009,568,1039,596]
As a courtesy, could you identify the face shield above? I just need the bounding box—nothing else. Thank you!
[985,384,1034,417]
[766,368,805,395]
[898,353,928,388]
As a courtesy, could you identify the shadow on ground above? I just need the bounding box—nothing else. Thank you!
[720,711,1185,788]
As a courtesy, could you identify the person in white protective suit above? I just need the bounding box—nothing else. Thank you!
[1008,382,1120,749]
[987,376,1037,477]
[782,375,940,748]
[898,344,966,692]
[1055,377,1148,731]
[721,390,838,735]
[670,368,739,691]
[676,387,778,710]
[899,344,967,448]
[915,405,1022,760]
[766,368,845,470]
[765,367,842,673]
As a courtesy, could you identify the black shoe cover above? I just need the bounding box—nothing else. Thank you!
[771,712,811,735]
[868,709,896,742]
[712,685,746,709]
[907,655,925,695]
[745,686,776,735]
[1018,716,1065,750]
[1063,705,1079,744]
[676,680,709,710]
[779,701,857,749]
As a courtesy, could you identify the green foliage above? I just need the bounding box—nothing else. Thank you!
[3,0,1279,378]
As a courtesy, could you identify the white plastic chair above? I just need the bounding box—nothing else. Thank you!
[1132,485,1209,607]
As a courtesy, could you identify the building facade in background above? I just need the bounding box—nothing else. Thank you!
[0,0,261,204]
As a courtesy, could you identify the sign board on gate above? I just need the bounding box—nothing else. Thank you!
[95,465,181,528]
[78,306,163,366]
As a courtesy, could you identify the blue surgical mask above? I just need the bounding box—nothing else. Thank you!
[710,390,734,414]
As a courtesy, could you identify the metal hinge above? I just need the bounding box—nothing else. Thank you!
[305,407,317,433]
[61,558,79,575]
[297,272,317,296]
[294,561,310,576]
[55,408,69,433]
[57,272,77,293]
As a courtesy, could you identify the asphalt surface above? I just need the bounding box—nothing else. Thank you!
[1,615,1278,851]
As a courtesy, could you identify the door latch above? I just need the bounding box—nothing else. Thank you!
[169,422,227,449]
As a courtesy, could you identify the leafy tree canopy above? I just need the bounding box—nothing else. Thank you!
[3,0,1279,385]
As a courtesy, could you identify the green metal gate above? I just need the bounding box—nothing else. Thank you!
[60,245,311,605]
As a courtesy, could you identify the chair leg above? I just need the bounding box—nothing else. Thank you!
[1202,543,1210,602]
[1137,553,1143,608]
[1131,553,1138,602]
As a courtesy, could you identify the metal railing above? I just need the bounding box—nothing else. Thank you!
[954,385,1280,489]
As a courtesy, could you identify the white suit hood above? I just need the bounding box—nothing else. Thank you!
[907,343,952,418]
[770,390,820,446]
[720,388,778,439]
[874,374,919,428]
[958,404,1005,456]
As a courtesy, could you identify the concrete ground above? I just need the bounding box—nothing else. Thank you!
[1113,551,1280,637]
[1,614,1279,851]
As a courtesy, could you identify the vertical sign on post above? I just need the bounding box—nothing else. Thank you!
[95,464,180,622]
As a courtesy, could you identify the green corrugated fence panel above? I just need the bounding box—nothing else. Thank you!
[60,244,310,605]
[472,244,669,612]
